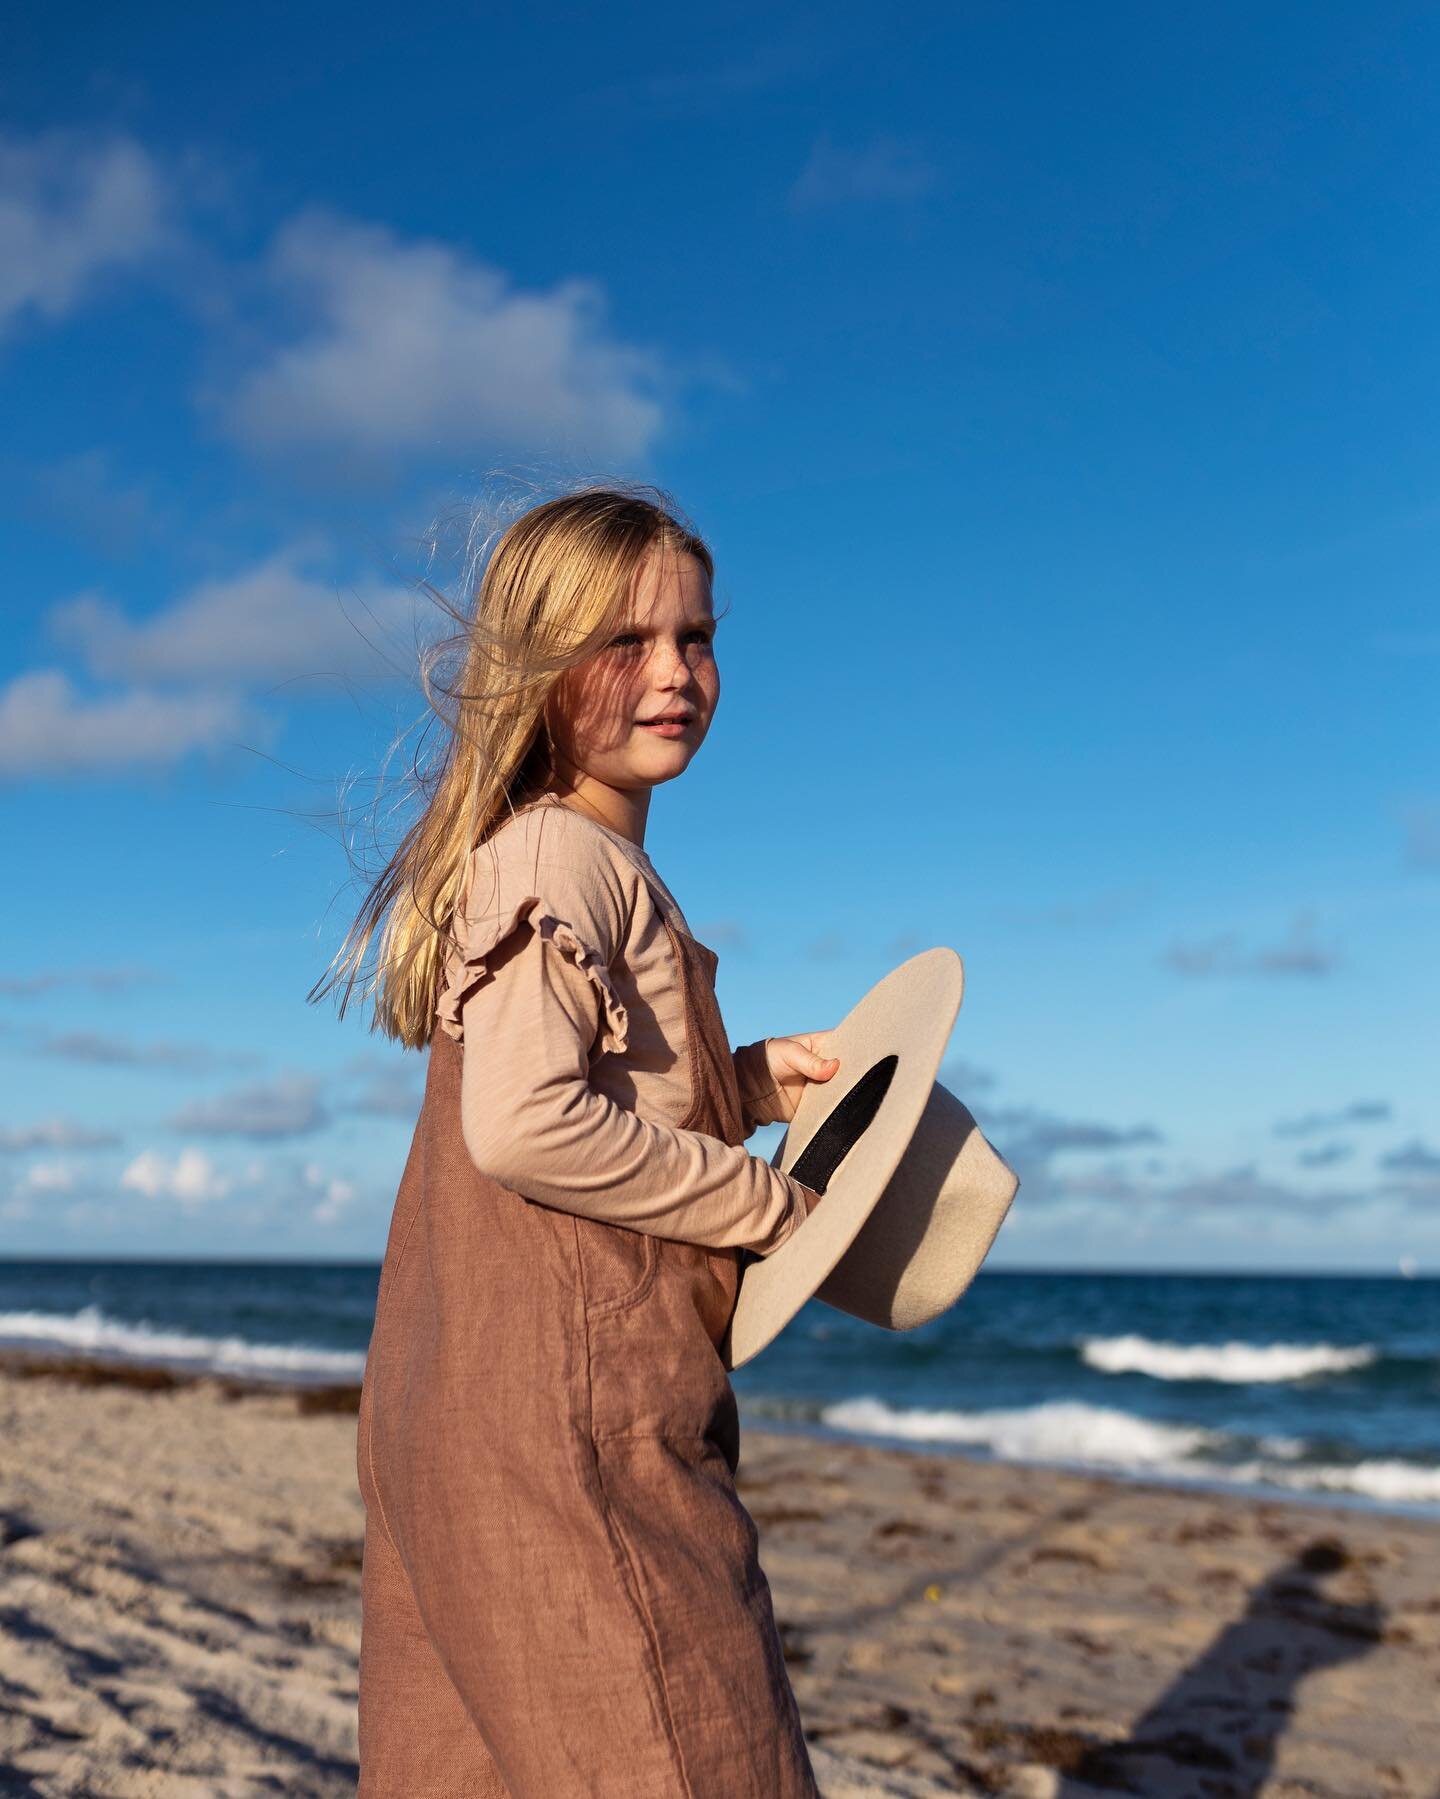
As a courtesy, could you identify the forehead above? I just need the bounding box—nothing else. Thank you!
[630,545,712,620]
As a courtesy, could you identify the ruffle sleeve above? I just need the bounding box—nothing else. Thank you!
[436,892,630,1056]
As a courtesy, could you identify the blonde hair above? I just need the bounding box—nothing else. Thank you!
[308,479,716,1050]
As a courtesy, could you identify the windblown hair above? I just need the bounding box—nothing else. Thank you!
[309,479,715,1050]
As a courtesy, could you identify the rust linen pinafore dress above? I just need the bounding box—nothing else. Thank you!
[354,826,820,1797]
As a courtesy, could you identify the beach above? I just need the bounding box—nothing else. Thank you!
[0,1356,1434,1797]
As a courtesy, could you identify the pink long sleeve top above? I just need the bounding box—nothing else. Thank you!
[435,796,814,1256]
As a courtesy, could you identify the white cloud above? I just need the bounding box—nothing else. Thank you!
[2,536,418,778]
[46,539,421,686]
[214,209,667,465]
[0,668,257,777]
[0,129,172,338]
[18,1161,78,1194]
[305,1162,356,1227]
[121,1147,232,1212]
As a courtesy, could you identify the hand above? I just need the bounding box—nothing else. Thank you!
[753,1031,840,1126]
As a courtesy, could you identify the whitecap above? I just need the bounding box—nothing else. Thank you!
[1078,1333,1377,1384]
[0,1304,363,1382]
[819,1395,1221,1468]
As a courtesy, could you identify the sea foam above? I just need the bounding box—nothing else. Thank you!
[815,1394,1440,1507]
[0,1304,364,1383]
[1077,1333,1378,1384]
[820,1395,1220,1466]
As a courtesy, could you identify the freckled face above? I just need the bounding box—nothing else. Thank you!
[549,547,719,790]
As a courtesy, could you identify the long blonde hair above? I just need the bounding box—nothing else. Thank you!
[309,480,716,1050]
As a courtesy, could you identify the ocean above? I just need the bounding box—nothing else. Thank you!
[2,1260,1437,1522]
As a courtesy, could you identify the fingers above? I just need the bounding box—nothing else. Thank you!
[777,1036,839,1079]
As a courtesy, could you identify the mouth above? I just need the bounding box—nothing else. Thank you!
[636,712,695,726]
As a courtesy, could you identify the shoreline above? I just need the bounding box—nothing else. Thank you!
[1,1357,1436,1794]
[3,1346,1436,1529]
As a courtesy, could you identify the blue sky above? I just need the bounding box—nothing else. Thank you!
[1,2,1435,1271]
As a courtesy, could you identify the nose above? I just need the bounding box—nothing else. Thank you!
[652,639,695,688]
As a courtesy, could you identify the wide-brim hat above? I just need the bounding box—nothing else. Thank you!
[719,947,1019,1371]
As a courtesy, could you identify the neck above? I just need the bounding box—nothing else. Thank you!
[542,770,650,851]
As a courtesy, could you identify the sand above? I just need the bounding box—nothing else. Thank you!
[0,1355,1436,1797]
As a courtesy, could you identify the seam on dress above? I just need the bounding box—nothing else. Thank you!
[362,1184,428,1559]
[572,1212,697,1799]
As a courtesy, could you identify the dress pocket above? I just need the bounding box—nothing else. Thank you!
[575,1214,659,1317]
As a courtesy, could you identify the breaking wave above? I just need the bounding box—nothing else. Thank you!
[1076,1333,1379,1384]
[0,1304,364,1384]
[810,1395,1440,1508]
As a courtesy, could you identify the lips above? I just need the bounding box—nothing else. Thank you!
[638,713,693,724]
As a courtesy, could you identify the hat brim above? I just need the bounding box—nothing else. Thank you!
[720,947,964,1370]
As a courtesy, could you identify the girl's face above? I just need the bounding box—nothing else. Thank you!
[549,547,719,792]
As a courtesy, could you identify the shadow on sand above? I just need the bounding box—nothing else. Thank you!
[1052,1536,1385,1796]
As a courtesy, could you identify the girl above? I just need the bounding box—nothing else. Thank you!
[320,484,840,1796]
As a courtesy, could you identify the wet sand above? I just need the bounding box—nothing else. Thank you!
[1,1354,1436,1796]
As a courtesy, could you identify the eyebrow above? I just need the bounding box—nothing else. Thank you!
[625,617,718,632]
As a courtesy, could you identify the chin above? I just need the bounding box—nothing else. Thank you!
[632,747,693,779]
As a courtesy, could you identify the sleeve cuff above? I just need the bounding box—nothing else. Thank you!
[731,1039,788,1132]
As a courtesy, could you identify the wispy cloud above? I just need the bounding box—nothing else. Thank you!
[0,668,257,778]
[0,128,173,341]
[939,1055,998,1097]
[1274,1099,1390,1138]
[1162,910,1339,977]
[0,1118,123,1152]
[167,1073,327,1140]
[0,965,157,998]
[1381,1139,1440,1175]
[986,1104,1163,1162]
[1050,1163,1367,1220]
[36,1030,260,1073]
[340,1063,424,1121]
[789,132,938,210]
[46,538,421,688]
[1295,1141,1353,1168]
[994,886,1149,930]
[1377,1140,1440,1210]
[210,209,669,470]
[979,1100,1380,1224]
